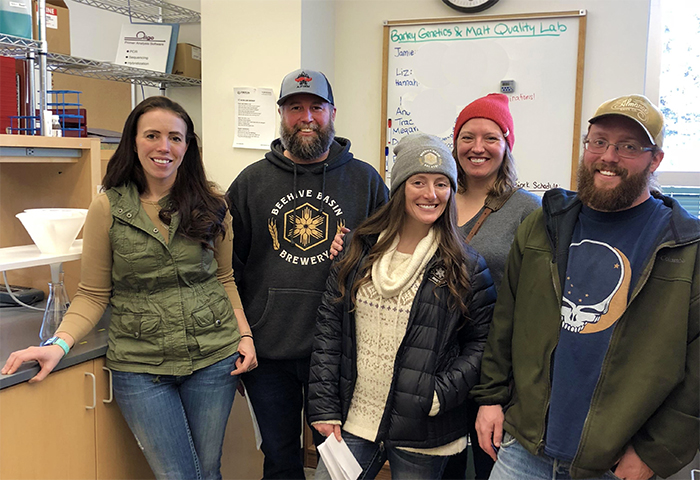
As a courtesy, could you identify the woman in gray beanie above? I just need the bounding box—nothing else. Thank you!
[307,133,496,479]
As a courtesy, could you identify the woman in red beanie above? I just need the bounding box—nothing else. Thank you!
[451,92,541,289]
[444,94,541,480]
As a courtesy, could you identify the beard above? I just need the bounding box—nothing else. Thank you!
[280,119,335,162]
[576,159,652,211]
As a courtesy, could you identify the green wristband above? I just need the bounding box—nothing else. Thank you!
[41,336,70,357]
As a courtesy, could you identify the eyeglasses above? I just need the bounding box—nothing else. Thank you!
[583,138,656,159]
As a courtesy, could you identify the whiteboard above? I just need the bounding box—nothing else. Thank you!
[381,11,587,190]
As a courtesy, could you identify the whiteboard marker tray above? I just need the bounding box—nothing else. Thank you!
[0,240,83,271]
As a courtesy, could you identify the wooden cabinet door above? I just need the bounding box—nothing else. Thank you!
[220,394,264,479]
[93,357,154,480]
[0,363,97,479]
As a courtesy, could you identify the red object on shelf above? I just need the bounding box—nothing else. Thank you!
[0,56,19,134]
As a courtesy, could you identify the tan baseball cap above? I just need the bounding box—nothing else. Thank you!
[589,94,664,147]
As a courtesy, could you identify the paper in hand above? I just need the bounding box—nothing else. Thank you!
[316,434,363,480]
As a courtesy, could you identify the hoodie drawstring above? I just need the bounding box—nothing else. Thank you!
[292,162,298,247]
[288,159,329,247]
[319,163,328,214]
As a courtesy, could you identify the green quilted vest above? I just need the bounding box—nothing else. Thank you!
[105,184,239,375]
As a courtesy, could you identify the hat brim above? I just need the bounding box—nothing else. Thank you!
[589,113,657,146]
[277,92,334,106]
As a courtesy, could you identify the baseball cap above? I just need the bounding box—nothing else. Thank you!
[277,69,334,106]
[589,94,664,147]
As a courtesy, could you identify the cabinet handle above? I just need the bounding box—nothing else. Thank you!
[85,372,96,410]
[102,366,113,404]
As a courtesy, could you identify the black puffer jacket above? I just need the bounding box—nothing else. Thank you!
[307,233,496,449]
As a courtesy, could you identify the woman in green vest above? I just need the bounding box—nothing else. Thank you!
[2,96,257,480]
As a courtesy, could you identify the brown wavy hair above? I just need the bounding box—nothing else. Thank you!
[102,96,226,248]
[335,182,472,315]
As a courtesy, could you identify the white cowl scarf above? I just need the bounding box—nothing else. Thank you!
[371,228,438,298]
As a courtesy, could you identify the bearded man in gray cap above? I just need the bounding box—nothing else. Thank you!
[472,94,699,480]
[226,69,388,479]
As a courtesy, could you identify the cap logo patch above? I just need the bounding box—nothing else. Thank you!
[610,97,649,122]
[419,149,443,168]
[295,71,313,89]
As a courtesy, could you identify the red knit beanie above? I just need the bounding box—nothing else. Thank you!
[453,93,515,150]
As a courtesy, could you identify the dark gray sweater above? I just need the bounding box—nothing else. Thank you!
[458,188,541,290]
[226,137,389,360]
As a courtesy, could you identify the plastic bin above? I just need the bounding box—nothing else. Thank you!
[0,0,32,39]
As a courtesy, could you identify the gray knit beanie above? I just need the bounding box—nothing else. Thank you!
[390,133,458,195]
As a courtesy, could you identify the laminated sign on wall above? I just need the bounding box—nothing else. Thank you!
[115,23,172,73]
[232,87,276,150]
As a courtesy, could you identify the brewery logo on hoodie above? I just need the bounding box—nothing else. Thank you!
[268,189,346,265]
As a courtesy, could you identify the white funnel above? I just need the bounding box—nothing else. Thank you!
[16,208,88,254]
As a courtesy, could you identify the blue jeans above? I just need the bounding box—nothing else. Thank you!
[242,356,324,479]
[112,354,240,480]
[490,432,632,480]
[314,431,449,480]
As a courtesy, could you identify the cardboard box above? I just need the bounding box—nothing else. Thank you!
[32,0,70,55]
[52,73,132,133]
[172,43,201,79]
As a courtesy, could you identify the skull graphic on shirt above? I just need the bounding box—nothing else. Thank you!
[560,240,626,333]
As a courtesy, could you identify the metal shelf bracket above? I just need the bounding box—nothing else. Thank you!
[69,0,200,24]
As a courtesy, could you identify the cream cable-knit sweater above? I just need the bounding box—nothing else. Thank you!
[342,229,466,456]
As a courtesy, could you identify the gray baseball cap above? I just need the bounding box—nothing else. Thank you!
[277,69,335,106]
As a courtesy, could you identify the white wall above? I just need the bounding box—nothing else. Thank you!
[66,0,126,62]
[201,0,654,191]
[200,0,303,190]
[301,0,336,82]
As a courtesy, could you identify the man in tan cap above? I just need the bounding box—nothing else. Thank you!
[471,94,699,479]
